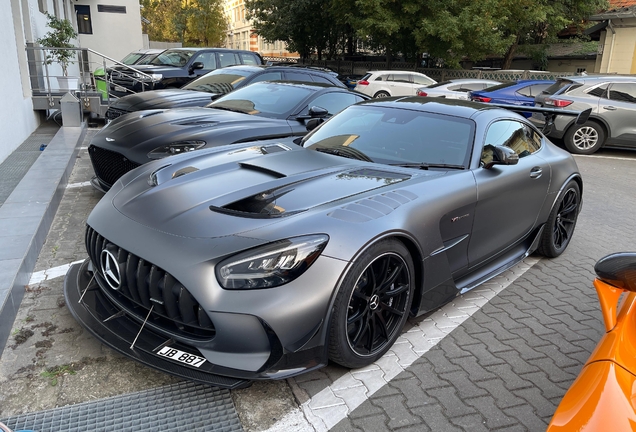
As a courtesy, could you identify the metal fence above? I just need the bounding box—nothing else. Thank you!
[262,56,574,81]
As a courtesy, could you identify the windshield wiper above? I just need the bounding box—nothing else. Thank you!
[314,146,373,162]
[390,162,465,170]
[210,105,250,114]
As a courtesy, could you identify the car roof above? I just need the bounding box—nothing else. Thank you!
[358,96,499,119]
[366,70,427,75]
[445,78,501,84]
[257,80,342,90]
[563,75,636,83]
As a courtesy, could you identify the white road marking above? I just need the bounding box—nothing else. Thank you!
[269,257,540,431]
[66,181,92,189]
[28,260,85,285]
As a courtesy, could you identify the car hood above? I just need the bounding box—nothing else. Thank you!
[109,89,215,111]
[93,108,292,162]
[110,144,423,238]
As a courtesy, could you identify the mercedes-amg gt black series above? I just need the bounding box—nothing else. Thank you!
[89,81,368,192]
[66,97,586,389]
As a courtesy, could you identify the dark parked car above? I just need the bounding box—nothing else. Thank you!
[109,48,263,97]
[90,81,369,191]
[470,80,554,116]
[67,97,584,388]
[532,75,636,154]
[105,65,346,120]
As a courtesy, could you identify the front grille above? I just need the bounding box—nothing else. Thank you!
[88,145,141,188]
[105,107,130,121]
[85,225,215,339]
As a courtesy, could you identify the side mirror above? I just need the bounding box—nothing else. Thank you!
[483,145,519,169]
[306,118,324,131]
[189,62,204,73]
[492,145,519,166]
[308,106,329,118]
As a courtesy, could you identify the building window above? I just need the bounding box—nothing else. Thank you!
[576,67,586,74]
[75,5,93,34]
[97,5,127,13]
[38,0,46,14]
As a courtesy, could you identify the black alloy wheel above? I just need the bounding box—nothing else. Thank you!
[537,180,581,258]
[329,240,414,368]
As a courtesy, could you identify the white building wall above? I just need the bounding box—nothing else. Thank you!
[0,0,40,164]
[73,0,143,65]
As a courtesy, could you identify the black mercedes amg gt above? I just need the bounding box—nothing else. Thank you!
[67,97,587,388]
[89,81,368,192]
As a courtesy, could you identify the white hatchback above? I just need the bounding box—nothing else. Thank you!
[354,70,436,98]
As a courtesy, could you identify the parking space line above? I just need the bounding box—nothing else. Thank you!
[28,260,85,285]
[66,181,92,189]
[267,257,541,432]
[574,155,636,161]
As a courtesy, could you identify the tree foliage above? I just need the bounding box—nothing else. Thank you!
[37,13,78,76]
[141,0,228,47]
[246,0,608,67]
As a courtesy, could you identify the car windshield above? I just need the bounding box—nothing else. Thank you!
[121,53,143,65]
[183,69,253,93]
[480,81,517,93]
[209,82,314,116]
[542,79,576,95]
[149,50,195,67]
[426,81,452,89]
[303,105,474,168]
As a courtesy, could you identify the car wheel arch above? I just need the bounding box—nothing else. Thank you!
[321,232,425,347]
[565,116,610,142]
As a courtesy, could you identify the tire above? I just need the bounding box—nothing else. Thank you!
[536,180,581,258]
[374,91,390,98]
[564,121,605,154]
[328,239,414,368]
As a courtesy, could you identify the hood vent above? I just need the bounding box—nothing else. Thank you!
[173,119,219,127]
[214,187,297,218]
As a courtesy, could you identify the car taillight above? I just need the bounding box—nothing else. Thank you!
[417,90,428,96]
[545,98,573,108]
[357,80,369,86]
[472,96,491,103]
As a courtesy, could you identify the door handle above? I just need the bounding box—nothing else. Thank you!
[603,106,617,111]
[530,167,543,178]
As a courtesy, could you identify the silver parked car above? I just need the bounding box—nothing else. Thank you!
[533,75,636,154]
[416,79,501,100]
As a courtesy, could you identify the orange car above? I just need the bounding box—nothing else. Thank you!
[548,252,636,431]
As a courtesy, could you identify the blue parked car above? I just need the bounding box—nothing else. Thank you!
[470,79,554,116]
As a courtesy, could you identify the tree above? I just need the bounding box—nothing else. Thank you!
[37,13,77,76]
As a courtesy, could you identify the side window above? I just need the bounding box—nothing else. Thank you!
[306,92,358,116]
[461,83,486,91]
[609,82,636,103]
[516,85,532,97]
[193,52,216,70]
[250,71,283,83]
[482,120,541,165]
[412,74,434,85]
[588,83,609,98]
[393,73,412,83]
[447,84,463,91]
[240,53,259,65]
[285,72,312,82]
[311,75,334,85]
[218,52,240,67]
[374,75,384,81]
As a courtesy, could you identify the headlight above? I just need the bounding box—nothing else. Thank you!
[216,235,329,289]
[134,73,162,82]
[147,140,206,159]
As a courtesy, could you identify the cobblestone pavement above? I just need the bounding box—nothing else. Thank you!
[1,133,635,432]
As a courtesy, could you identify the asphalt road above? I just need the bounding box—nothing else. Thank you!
[1,134,635,431]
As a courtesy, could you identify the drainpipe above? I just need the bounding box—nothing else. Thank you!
[605,19,616,73]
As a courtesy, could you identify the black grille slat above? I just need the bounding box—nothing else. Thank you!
[88,145,141,189]
[178,285,198,325]
[125,254,142,303]
[105,107,131,121]
[83,226,215,339]
[148,267,167,315]
[136,260,152,308]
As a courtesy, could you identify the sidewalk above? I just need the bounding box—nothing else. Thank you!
[0,120,86,354]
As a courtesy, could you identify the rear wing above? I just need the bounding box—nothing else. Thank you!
[490,104,592,134]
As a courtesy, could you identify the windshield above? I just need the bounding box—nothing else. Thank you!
[303,105,474,167]
[149,50,195,67]
[121,53,143,65]
[209,82,314,116]
[183,69,253,93]
[480,81,517,93]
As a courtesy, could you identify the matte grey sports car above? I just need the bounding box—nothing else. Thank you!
[66,97,585,389]
[89,81,368,192]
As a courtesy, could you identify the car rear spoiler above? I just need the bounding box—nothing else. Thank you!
[490,104,592,134]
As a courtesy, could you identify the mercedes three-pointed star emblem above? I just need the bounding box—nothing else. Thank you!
[101,248,121,290]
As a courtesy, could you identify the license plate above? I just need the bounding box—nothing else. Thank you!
[156,346,207,367]
[114,85,126,92]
